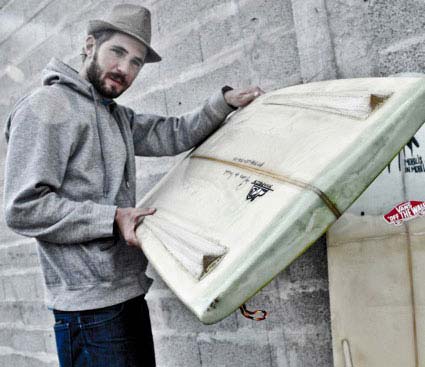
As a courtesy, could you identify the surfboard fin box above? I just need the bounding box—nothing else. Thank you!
[143,215,227,280]
[262,91,392,120]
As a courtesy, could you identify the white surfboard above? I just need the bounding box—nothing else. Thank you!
[136,77,425,324]
[328,121,425,366]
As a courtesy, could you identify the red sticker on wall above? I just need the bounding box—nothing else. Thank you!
[383,201,425,226]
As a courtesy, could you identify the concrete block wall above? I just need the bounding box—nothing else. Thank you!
[0,0,424,366]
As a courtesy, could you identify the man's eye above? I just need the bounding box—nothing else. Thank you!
[131,60,142,68]
[112,49,124,56]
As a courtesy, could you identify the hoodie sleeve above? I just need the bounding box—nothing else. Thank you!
[3,90,117,244]
[130,88,235,156]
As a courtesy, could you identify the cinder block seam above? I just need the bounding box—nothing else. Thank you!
[0,0,54,46]
[0,345,57,363]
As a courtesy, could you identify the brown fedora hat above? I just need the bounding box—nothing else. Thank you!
[88,4,161,63]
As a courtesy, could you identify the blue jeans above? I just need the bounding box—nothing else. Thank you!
[53,295,156,367]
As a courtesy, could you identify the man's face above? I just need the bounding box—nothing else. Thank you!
[86,33,147,99]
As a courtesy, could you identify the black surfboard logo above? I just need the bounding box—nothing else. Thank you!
[246,180,274,201]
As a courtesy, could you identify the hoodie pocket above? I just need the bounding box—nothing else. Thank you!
[58,240,121,286]
[39,236,145,288]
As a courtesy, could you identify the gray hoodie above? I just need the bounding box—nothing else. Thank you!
[3,58,234,311]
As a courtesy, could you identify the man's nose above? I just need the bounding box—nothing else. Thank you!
[115,59,130,76]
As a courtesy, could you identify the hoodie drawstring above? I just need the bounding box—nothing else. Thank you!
[114,109,131,190]
[90,87,109,197]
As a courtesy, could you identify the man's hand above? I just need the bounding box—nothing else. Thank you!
[114,207,156,248]
[224,86,265,108]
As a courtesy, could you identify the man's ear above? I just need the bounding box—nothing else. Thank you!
[84,35,96,59]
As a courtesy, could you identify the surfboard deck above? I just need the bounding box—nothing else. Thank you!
[136,77,425,324]
[328,125,425,366]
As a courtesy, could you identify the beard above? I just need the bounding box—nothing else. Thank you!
[86,52,128,99]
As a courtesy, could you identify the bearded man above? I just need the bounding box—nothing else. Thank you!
[3,4,263,367]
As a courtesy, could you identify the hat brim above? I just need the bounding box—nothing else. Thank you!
[88,20,161,63]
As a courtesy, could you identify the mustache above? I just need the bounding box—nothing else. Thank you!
[106,72,127,85]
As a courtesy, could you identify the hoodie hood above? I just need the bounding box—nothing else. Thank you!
[6,58,113,197]
[42,58,115,107]
[42,58,116,107]
[5,58,97,141]
[42,58,94,98]
[42,58,95,100]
